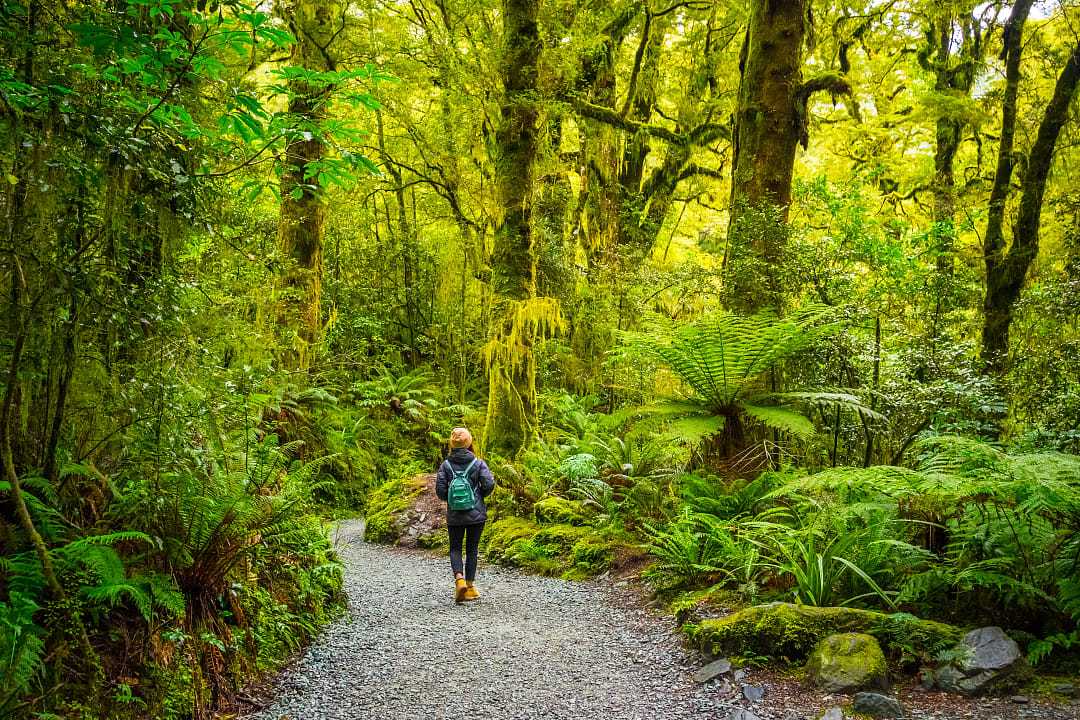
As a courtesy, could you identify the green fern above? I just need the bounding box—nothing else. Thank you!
[622,308,881,460]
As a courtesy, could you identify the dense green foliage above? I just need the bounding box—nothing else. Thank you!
[3,0,1080,715]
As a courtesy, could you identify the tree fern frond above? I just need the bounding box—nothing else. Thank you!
[740,403,815,438]
[767,391,886,423]
[661,416,726,445]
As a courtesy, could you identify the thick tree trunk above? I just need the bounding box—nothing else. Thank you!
[276,0,342,370]
[491,0,541,301]
[485,0,544,451]
[726,0,810,312]
[982,38,1080,372]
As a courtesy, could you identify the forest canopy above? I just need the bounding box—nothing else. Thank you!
[2,0,1080,717]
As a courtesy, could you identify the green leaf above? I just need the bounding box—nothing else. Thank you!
[740,403,816,438]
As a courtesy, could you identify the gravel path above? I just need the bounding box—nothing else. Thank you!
[249,520,1078,720]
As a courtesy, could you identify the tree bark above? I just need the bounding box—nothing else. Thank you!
[726,0,847,312]
[276,0,342,370]
[726,0,809,312]
[982,42,1080,371]
[491,0,541,301]
[981,0,1080,374]
[921,10,984,350]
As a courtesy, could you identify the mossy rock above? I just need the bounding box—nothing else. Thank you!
[533,496,594,526]
[687,603,960,663]
[416,530,449,551]
[806,633,889,693]
[667,584,749,625]
[364,476,424,544]
[481,515,624,580]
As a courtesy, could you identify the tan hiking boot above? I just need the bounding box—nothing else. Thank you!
[463,581,480,601]
[454,577,468,603]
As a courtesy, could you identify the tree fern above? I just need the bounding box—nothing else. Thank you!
[623,307,881,461]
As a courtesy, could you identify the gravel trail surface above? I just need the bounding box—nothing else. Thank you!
[252,520,722,720]
[249,520,1077,720]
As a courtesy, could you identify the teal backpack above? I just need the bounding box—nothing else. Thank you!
[445,459,479,512]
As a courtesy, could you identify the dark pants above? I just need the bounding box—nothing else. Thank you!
[448,522,485,581]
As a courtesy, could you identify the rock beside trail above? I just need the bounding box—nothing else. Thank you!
[693,657,732,683]
[933,627,1031,695]
[806,633,888,693]
[852,692,905,718]
[818,708,843,720]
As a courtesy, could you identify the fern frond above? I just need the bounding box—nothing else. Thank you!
[740,403,815,438]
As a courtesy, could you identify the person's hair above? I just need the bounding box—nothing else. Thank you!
[449,427,473,449]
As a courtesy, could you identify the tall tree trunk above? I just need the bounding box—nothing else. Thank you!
[276,0,342,370]
[981,1,1080,374]
[924,9,983,353]
[491,0,541,300]
[486,0,549,451]
[726,0,809,312]
[375,112,421,366]
[726,0,846,312]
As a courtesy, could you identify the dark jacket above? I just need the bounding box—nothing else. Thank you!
[435,447,496,526]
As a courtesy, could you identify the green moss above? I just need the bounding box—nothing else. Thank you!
[570,535,615,572]
[416,530,449,551]
[482,515,620,579]
[533,496,594,526]
[364,476,424,544]
[669,586,745,624]
[805,633,888,692]
[483,516,542,564]
[533,523,589,549]
[687,603,961,663]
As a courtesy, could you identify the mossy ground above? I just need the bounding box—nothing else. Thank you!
[482,515,627,580]
[363,475,427,543]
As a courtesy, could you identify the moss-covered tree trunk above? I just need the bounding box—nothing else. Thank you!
[981,1,1080,374]
[726,0,848,313]
[726,0,809,313]
[276,0,342,370]
[486,0,546,450]
[922,9,983,349]
[491,0,541,301]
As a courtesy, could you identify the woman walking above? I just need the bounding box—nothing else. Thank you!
[435,427,496,603]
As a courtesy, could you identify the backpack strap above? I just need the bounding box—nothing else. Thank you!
[445,458,478,478]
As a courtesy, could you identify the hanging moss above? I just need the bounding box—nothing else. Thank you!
[481,296,565,450]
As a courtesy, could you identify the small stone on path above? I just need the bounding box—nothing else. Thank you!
[693,657,732,683]
[819,707,843,720]
[742,684,765,702]
[852,692,905,718]
[728,710,760,720]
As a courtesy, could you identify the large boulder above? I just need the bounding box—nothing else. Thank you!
[687,603,960,661]
[806,633,888,693]
[933,626,1031,695]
